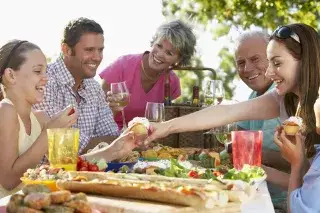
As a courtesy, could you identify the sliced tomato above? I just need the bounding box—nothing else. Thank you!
[88,164,99,172]
[188,170,199,178]
[80,161,89,168]
[79,166,88,171]
[77,156,84,162]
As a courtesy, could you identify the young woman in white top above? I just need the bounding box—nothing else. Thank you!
[0,40,78,197]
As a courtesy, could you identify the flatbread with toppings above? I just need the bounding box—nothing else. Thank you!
[56,171,253,209]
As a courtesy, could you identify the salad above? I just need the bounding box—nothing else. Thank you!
[223,165,266,182]
[23,165,68,181]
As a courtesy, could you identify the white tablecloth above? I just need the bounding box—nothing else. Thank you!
[0,181,275,213]
[242,181,275,213]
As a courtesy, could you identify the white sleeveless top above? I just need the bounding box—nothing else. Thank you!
[0,98,42,198]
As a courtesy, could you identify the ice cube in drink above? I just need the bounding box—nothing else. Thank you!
[48,128,79,171]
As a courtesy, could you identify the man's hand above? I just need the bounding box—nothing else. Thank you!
[106,91,123,115]
[110,131,141,159]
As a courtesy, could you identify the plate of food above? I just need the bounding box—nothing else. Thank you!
[104,151,140,172]
[21,165,68,191]
[217,165,267,187]
[20,178,58,192]
[105,161,138,173]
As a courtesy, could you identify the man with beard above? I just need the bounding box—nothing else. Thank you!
[34,17,119,154]
[234,31,288,213]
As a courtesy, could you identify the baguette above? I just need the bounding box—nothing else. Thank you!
[67,171,227,189]
[57,171,232,208]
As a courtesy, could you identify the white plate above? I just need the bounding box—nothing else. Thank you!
[217,174,267,201]
[218,174,267,187]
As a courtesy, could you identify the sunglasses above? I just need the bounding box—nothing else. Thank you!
[272,26,300,44]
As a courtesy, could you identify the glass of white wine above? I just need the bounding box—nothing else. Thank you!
[214,80,224,104]
[145,102,165,122]
[111,81,130,132]
[213,123,237,154]
[203,80,215,107]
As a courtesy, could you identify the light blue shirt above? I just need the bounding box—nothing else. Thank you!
[290,145,320,212]
[237,84,281,151]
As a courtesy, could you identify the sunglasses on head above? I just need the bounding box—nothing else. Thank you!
[272,26,300,44]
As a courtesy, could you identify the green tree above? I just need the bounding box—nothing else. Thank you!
[163,0,320,100]
[162,0,320,34]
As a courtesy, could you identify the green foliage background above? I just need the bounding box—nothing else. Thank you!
[163,0,320,103]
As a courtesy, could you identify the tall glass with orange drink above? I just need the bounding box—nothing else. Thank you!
[47,128,79,171]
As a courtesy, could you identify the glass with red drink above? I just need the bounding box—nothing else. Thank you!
[231,130,263,170]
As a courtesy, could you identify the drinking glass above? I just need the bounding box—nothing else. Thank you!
[231,130,263,170]
[47,128,80,171]
[214,80,224,104]
[203,80,215,107]
[145,102,165,122]
[210,123,237,153]
[111,81,130,132]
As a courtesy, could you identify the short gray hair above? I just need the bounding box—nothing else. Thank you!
[150,19,196,66]
[234,30,269,51]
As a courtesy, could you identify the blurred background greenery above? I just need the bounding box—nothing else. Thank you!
[162,0,320,104]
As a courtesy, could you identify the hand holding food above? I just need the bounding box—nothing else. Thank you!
[109,130,140,159]
[145,122,170,144]
[127,117,150,141]
[46,105,78,129]
[274,129,306,167]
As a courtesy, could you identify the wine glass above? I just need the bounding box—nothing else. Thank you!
[212,123,237,157]
[110,81,130,132]
[214,80,224,104]
[203,80,215,107]
[145,102,165,122]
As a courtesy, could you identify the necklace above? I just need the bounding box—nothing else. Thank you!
[141,60,163,82]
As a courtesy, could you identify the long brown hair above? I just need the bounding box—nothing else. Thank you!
[271,23,320,157]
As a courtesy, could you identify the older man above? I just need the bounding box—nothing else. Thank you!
[234,31,288,212]
[235,31,282,151]
[34,17,120,154]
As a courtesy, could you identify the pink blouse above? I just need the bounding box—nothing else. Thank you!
[99,53,181,129]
